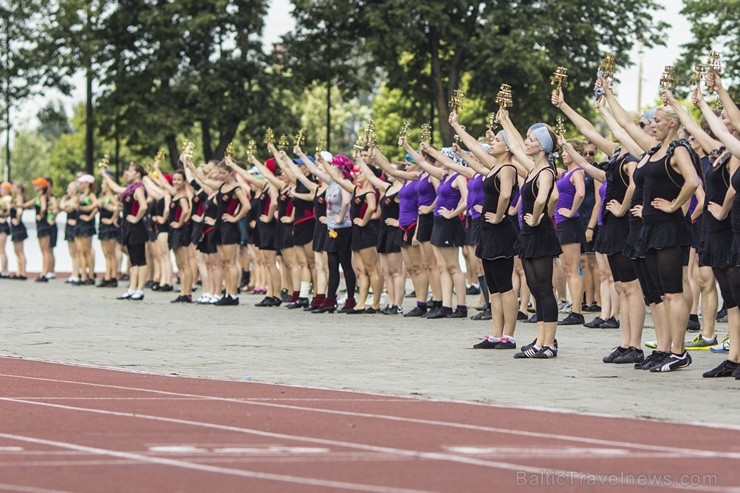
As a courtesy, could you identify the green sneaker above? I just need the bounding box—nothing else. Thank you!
[686,334,718,351]
[644,340,657,349]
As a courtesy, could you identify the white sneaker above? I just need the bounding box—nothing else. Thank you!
[208,295,221,304]
[46,273,56,280]
[558,301,572,313]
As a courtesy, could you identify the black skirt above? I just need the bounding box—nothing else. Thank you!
[594,217,629,255]
[377,224,402,254]
[98,223,118,240]
[124,222,148,246]
[699,227,733,269]
[10,222,27,243]
[313,222,328,252]
[398,222,417,247]
[416,212,434,243]
[168,226,191,250]
[476,216,518,260]
[639,219,691,253]
[0,221,9,235]
[518,219,562,260]
[324,226,352,253]
[36,222,52,239]
[64,223,76,242]
[275,222,295,250]
[351,220,380,251]
[293,219,315,247]
[191,221,204,246]
[197,225,218,254]
[690,217,701,251]
[464,216,482,246]
[430,215,466,248]
[74,221,96,238]
[623,223,643,260]
[216,222,240,246]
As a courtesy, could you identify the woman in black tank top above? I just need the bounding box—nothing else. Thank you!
[639,106,701,372]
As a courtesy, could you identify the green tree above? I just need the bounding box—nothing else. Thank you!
[37,101,72,140]
[675,0,739,100]
[286,0,668,145]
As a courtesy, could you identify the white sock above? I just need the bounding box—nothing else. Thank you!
[300,282,311,298]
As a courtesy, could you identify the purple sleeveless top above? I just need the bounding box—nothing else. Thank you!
[555,168,582,224]
[399,179,419,228]
[416,173,436,208]
[597,181,607,226]
[466,174,484,219]
[434,173,461,218]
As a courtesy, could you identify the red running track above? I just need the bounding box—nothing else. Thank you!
[0,356,737,493]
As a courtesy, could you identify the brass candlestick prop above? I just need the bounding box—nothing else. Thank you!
[294,129,306,147]
[692,64,706,85]
[182,140,195,160]
[225,142,235,158]
[98,155,110,170]
[278,134,290,151]
[598,53,616,80]
[448,90,464,112]
[264,128,275,148]
[555,116,566,136]
[420,124,431,145]
[495,84,513,109]
[398,121,411,142]
[246,140,256,158]
[659,66,677,104]
[316,137,326,154]
[550,67,568,90]
[155,148,165,163]
[706,50,721,94]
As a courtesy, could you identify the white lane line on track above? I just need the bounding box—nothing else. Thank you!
[7,396,410,402]
[0,433,431,493]
[1,398,738,493]
[0,483,74,493]
[1,373,739,461]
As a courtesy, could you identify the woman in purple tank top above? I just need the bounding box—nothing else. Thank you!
[373,147,431,317]
[416,142,469,319]
[555,139,587,326]
[401,138,444,315]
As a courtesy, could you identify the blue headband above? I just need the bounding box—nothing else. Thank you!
[642,108,658,123]
[441,147,465,165]
[405,154,414,163]
[497,130,511,149]
[532,125,554,155]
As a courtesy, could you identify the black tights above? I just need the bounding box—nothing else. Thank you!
[328,250,356,299]
[522,256,558,323]
[714,266,738,309]
[482,257,514,294]
[633,257,662,305]
[644,247,684,294]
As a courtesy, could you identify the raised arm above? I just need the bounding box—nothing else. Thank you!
[497,108,533,174]
[424,144,474,179]
[285,147,319,193]
[448,110,497,169]
[664,90,721,154]
[320,158,356,194]
[355,151,390,192]
[596,102,644,158]
[267,143,297,185]
[552,88,617,155]
[249,155,285,191]
[185,159,221,191]
[601,76,657,152]
[694,87,740,158]
[153,160,176,196]
[100,170,125,194]
[373,145,420,181]
[560,137,606,182]
[401,139,444,180]
[708,73,740,131]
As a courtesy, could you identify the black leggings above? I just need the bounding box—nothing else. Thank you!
[607,253,637,283]
[727,265,740,311]
[328,250,356,299]
[644,247,684,295]
[633,257,663,305]
[482,257,514,294]
[522,256,558,323]
[714,266,738,309]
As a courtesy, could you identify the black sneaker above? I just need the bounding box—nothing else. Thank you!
[517,311,528,320]
[558,312,585,325]
[215,295,239,306]
[117,291,134,300]
[255,296,272,307]
[286,298,309,309]
[521,338,558,352]
[494,337,517,349]
[650,351,692,372]
[473,337,500,349]
[703,359,740,378]
[404,306,427,318]
[130,292,144,301]
[599,316,620,329]
[638,351,668,370]
[171,295,192,303]
[613,347,644,364]
[584,316,605,328]
[426,307,451,319]
[586,303,601,312]
[603,346,629,363]
[405,290,416,299]
[514,346,541,358]
[524,313,538,323]
[470,308,491,320]
[96,279,110,288]
[466,285,480,295]
[35,276,48,283]
[159,284,174,292]
[533,345,558,358]
[447,306,468,318]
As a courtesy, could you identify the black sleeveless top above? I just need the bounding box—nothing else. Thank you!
[629,154,650,230]
[482,165,517,231]
[601,150,633,225]
[642,151,685,225]
[203,194,218,222]
[379,188,399,223]
[99,196,115,222]
[169,195,188,230]
[277,188,293,219]
[216,185,240,222]
[258,186,274,223]
[293,181,315,225]
[314,188,327,220]
[350,191,374,222]
[521,167,556,235]
[704,152,731,233]
[732,167,740,235]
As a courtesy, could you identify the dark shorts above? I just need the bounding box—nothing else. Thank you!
[197,225,218,254]
[464,216,482,246]
[430,215,466,248]
[416,212,434,243]
[293,219,315,246]
[216,222,240,246]
[276,222,295,250]
[169,226,192,250]
[50,224,58,248]
[258,220,277,251]
[351,220,379,251]
[36,222,52,239]
[399,222,417,247]
[377,225,402,254]
[127,242,147,267]
[10,224,28,243]
[0,221,9,235]
[98,223,118,241]
[324,226,352,253]
[557,217,586,249]
[75,221,97,238]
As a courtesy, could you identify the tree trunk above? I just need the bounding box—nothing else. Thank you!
[201,119,212,162]
[165,135,179,168]
[85,70,94,175]
[428,28,453,146]
[210,123,239,161]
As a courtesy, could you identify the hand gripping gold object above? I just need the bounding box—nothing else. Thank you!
[550,67,568,90]
[420,124,431,145]
[182,140,195,160]
[98,155,110,170]
[225,142,236,158]
[294,128,306,147]
[555,116,566,136]
[448,90,464,112]
[264,128,275,147]
[706,51,722,101]
[495,84,513,109]
[278,134,290,151]
[692,64,706,85]
[598,53,616,80]
[155,148,165,163]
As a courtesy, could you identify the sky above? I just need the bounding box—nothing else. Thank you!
[15,0,694,128]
